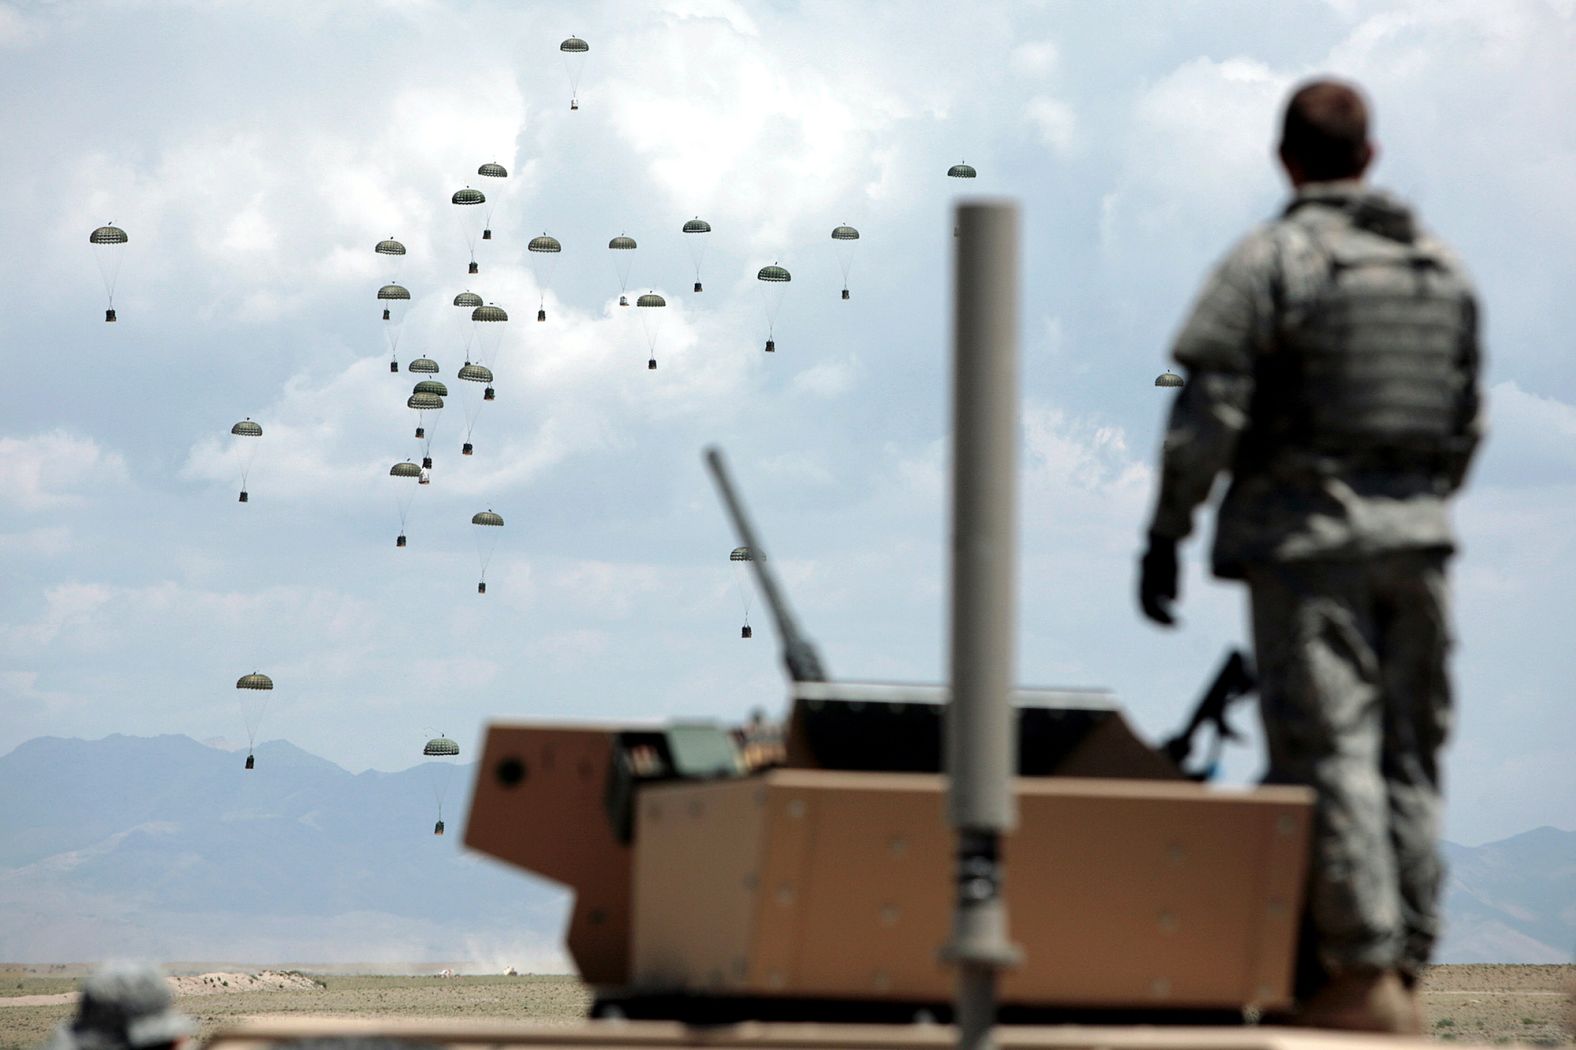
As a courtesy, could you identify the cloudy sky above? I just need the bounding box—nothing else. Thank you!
[1,0,1572,850]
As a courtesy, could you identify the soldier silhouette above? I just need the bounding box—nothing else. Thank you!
[1139,78,1482,1034]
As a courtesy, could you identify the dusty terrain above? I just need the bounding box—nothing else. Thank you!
[0,964,1568,1049]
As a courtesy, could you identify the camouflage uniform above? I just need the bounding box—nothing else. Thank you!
[44,962,194,1050]
[1147,181,1482,977]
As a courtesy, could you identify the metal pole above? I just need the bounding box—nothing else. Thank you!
[943,201,1021,1050]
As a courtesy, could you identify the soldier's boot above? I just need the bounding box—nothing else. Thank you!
[1296,968,1416,1034]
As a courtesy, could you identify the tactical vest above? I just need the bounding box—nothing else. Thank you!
[1244,214,1475,470]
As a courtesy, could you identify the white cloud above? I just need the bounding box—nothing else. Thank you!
[789,356,858,398]
[0,4,42,48]
[1103,55,1289,261]
[0,526,73,558]
[0,431,128,513]
[1010,39,1060,79]
[1,582,114,650]
[1023,95,1079,156]
[1471,381,1576,488]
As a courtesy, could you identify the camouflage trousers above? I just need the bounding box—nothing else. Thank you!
[1245,550,1452,976]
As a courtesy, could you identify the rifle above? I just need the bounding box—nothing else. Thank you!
[1162,649,1256,781]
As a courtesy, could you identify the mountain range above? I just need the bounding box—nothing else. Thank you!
[0,734,569,969]
[0,735,1570,966]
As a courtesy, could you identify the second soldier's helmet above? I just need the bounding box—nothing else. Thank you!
[45,962,195,1050]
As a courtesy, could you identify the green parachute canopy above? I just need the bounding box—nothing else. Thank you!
[478,162,508,178]
[230,419,262,438]
[609,235,637,250]
[948,162,978,178]
[452,188,485,206]
[407,357,439,374]
[413,379,448,397]
[528,234,562,253]
[424,737,460,757]
[560,36,589,53]
[375,238,406,256]
[831,225,860,241]
[90,225,129,244]
[683,218,711,234]
[1155,370,1184,388]
[454,291,484,308]
[236,672,273,690]
[472,510,504,527]
[390,461,422,477]
[730,546,765,562]
[636,292,666,308]
[378,284,410,301]
[757,265,791,283]
[408,392,444,410]
[458,362,494,383]
[471,304,507,323]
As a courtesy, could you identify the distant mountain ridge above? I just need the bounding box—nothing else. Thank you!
[0,735,1570,965]
[1438,825,1576,963]
[0,734,569,968]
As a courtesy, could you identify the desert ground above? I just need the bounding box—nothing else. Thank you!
[0,964,1569,1049]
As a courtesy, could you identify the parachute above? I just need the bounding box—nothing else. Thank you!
[1155,370,1184,388]
[390,460,422,547]
[636,292,666,370]
[560,36,589,110]
[422,735,460,835]
[235,672,274,770]
[947,164,977,237]
[469,304,508,387]
[756,264,791,352]
[683,218,711,292]
[378,283,411,370]
[729,546,764,638]
[375,237,406,259]
[831,225,860,300]
[230,419,262,503]
[477,162,508,240]
[90,224,128,322]
[408,389,444,468]
[453,187,487,274]
[452,291,483,358]
[609,235,637,304]
[457,362,494,454]
[472,510,504,593]
[528,234,562,321]
[408,357,439,375]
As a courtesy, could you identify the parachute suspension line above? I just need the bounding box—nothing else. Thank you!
[560,35,589,110]
[472,511,504,593]
[91,224,129,319]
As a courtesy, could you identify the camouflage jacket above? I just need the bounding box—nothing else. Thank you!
[1146,181,1484,579]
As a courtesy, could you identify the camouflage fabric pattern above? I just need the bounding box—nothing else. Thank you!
[1247,551,1451,975]
[1146,182,1481,977]
[1148,181,1483,579]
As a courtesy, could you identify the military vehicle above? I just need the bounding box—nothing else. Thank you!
[205,204,1443,1050]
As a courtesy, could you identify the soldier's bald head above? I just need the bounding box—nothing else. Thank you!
[1279,78,1373,183]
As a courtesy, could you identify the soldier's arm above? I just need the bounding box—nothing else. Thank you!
[1147,233,1278,541]
[1446,291,1485,492]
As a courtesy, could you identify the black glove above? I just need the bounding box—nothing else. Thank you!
[1139,533,1180,626]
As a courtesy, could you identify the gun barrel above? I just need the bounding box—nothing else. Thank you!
[704,446,827,683]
